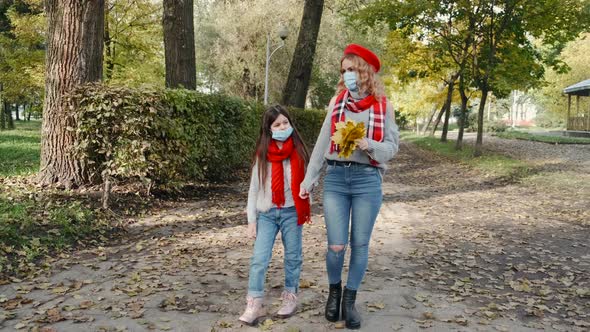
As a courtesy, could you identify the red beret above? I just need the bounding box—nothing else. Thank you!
[343,44,381,73]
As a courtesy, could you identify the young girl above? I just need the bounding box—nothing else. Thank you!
[239,105,311,326]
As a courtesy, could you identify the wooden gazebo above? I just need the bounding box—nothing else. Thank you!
[564,79,590,131]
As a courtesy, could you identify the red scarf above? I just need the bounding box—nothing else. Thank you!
[330,90,386,166]
[266,137,311,226]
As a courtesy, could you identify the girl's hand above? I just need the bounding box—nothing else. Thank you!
[299,187,310,199]
[247,223,257,239]
[355,138,369,151]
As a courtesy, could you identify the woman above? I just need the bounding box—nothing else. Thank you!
[299,44,399,329]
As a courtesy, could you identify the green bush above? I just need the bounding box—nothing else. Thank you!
[467,111,478,132]
[452,106,476,132]
[163,89,264,181]
[484,120,508,133]
[450,107,507,133]
[68,84,325,188]
[396,112,410,130]
[287,106,326,148]
[534,110,566,129]
[69,85,187,186]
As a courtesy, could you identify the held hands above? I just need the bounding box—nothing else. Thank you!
[299,187,310,199]
[355,138,369,151]
[247,222,257,239]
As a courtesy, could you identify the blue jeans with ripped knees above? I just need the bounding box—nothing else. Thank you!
[248,206,303,298]
[323,162,383,291]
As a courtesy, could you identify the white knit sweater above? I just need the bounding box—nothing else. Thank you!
[247,159,294,224]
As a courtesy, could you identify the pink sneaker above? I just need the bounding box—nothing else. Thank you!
[276,291,297,318]
[239,296,266,326]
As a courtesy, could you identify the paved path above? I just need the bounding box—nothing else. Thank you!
[1,140,588,331]
[446,132,590,172]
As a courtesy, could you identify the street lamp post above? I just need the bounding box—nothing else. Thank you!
[264,25,288,105]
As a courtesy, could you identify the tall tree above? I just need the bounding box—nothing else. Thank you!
[357,1,480,147]
[534,33,590,125]
[432,73,458,140]
[0,0,45,116]
[39,0,105,187]
[356,0,590,153]
[281,0,324,108]
[104,0,163,86]
[162,0,196,89]
[472,0,590,156]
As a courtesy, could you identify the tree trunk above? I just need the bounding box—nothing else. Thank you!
[104,7,114,80]
[163,0,196,89]
[39,0,105,188]
[511,90,517,128]
[441,100,452,142]
[487,94,492,120]
[421,104,438,135]
[0,102,6,130]
[0,84,3,130]
[455,75,468,150]
[281,0,325,108]
[15,104,20,121]
[474,87,489,157]
[102,172,111,209]
[440,78,455,141]
[430,105,445,136]
[5,102,15,129]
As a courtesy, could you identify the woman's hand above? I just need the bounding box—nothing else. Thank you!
[355,138,369,151]
[247,223,257,239]
[299,187,310,199]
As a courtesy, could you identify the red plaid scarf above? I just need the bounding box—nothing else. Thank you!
[330,90,387,166]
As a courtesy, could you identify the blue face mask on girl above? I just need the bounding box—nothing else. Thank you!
[272,126,293,141]
[343,71,359,92]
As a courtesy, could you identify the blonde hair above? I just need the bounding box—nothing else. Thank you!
[336,54,385,99]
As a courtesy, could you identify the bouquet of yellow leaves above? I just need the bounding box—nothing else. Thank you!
[330,120,366,158]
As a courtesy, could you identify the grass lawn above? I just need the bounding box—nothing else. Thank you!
[401,132,531,179]
[0,120,42,177]
[495,130,590,144]
[0,121,114,279]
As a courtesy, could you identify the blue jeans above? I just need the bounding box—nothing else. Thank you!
[323,162,383,291]
[248,206,303,298]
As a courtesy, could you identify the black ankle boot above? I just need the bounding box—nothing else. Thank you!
[341,287,361,329]
[325,281,342,322]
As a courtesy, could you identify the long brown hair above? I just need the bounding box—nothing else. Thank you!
[337,54,385,99]
[252,105,309,188]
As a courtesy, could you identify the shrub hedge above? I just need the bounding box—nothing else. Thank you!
[68,84,326,188]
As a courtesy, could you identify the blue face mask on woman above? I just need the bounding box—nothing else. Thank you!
[343,71,359,92]
[272,126,293,141]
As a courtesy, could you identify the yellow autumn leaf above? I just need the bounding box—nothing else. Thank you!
[330,120,366,158]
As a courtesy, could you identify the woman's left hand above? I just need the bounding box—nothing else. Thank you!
[355,138,369,151]
[299,187,310,199]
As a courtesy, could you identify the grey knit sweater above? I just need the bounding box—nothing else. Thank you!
[301,93,400,192]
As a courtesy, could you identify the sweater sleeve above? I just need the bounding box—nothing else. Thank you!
[366,101,400,164]
[301,97,335,192]
[247,161,259,224]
